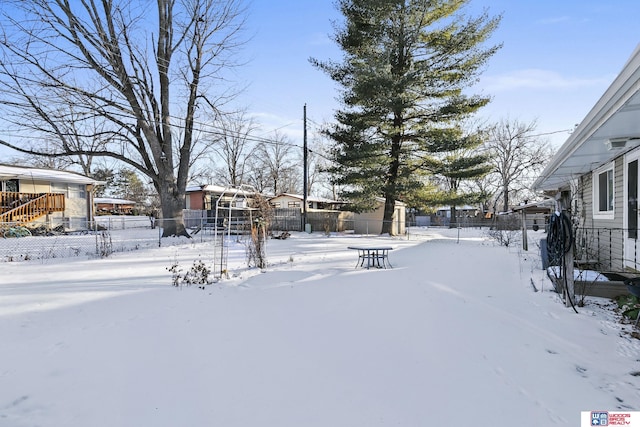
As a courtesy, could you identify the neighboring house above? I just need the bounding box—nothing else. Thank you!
[0,164,102,230]
[94,197,137,215]
[185,184,255,211]
[184,184,257,228]
[269,193,346,211]
[432,205,480,226]
[353,198,406,235]
[534,44,640,271]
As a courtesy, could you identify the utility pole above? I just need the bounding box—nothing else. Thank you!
[303,104,308,231]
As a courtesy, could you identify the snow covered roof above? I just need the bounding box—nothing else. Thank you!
[185,184,255,196]
[0,164,102,185]
[436,205,477,211]
[94,198,137,205]
[272,193,344,204]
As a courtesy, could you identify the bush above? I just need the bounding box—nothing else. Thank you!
[486,215,521,247]
[616,294,640,322]
[167,257,212,288]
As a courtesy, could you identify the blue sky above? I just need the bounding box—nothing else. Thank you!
[235,0,640,148]
[2,1,639,160]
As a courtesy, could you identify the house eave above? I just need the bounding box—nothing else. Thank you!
[534,43,640,191]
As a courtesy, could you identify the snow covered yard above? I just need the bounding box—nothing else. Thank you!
[1,227,639,426]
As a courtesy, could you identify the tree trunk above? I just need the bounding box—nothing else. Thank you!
[502,186,510,213]
[381,128,403,235]
[450,206,458,228]
[381,196,396,235]
[158,181,188,238]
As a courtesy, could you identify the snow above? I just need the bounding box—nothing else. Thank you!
[1,227,639,426]
[548,266,611,282]
[0,164,100,184]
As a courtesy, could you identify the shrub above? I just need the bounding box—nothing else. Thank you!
[486,215,521,247]
[167,257,212,288]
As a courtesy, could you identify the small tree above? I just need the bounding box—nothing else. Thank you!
[245,194,272,269]
[486,214,520,247]
[247,132,300,195]
[207,110,258,187]
[483,118,553,212]
[421,127,491,226]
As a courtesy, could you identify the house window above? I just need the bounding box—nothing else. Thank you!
[68,184,86,199]
[593,163,614,218]
[1,179,18,192]
[51,183,86,199]
[287,201,301,208]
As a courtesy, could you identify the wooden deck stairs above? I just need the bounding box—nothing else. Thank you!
[0,192,65,226]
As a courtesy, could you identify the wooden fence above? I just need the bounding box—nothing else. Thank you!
[183,208,355,233]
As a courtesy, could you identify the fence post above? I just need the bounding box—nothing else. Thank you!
[521,209,528,251]
[564,247,575,308]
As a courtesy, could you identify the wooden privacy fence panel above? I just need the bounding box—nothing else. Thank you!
[271,208,302,231]
[185,208,355,233]
[270,209,355,233]
[306,211,354,233]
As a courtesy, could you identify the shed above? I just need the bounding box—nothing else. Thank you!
[353,198,406,235]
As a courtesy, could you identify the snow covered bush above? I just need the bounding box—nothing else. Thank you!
[167,257,212,288]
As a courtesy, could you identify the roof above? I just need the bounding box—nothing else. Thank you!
[94,197,137,205]
[0,164,102,185]
[372,196,406,207]
[185,184,255,196]
[534,43,640,191]
[436,205,477,211]
[270,193,344,204]
[511,199,556,214]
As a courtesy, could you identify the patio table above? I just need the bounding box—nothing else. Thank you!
[347,246,393,269]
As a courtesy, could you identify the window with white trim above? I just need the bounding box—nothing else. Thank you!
[593,163,614,218]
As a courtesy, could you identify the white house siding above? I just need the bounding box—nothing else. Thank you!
[17,179,49,193]
[578,156,624,270]
[270,195,302,209]
[22,180,90,230]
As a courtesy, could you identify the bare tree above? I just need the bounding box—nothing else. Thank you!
[0,0,246,236]
[306,133,333,197]
[247,131,300,195]
[207,110,258,186]
[483,118,553,212]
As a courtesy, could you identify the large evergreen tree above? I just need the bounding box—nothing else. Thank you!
[311,0,500,234]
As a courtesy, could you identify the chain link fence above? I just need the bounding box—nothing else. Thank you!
[1,213,498,263]
[0,216,226,262]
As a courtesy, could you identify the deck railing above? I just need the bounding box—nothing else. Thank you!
[0,192,65,224]
[572,226,640,273]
